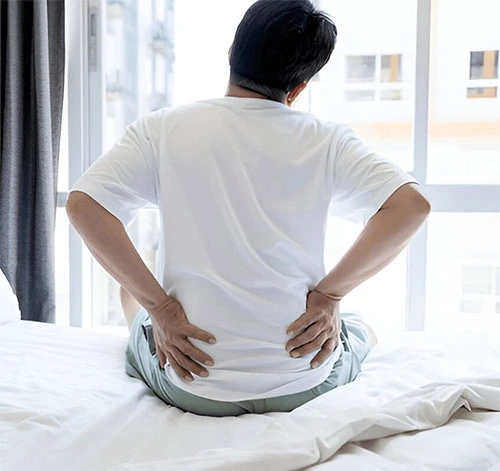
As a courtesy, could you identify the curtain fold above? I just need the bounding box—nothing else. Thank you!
[0,0,65,323]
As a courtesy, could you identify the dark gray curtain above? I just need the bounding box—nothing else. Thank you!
[0,0,65,323]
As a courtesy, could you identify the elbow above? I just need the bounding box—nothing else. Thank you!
[415,193,431,217]
[66,191,88,227]
[408,186,431,222]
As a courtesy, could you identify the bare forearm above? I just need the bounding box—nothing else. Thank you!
[66,191,169,315]
[316,184,430,298]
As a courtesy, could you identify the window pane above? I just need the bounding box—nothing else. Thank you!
[459,299,483,313]
[345,89,375,101]
[469,51,485,79]
[381,54,402,82]
[462,266,492,295]
[426,213,500,334]
[427,0,500,184]
[92,0,175,330]
[55,208,70,326]
[324,217,408,339]
[469,50,499,80]
[345,55,376,83]
[380,89,403,101]
[467,87,497,99]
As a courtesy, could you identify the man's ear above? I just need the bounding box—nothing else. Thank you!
[228,45,233,61]
[286,82,308,106]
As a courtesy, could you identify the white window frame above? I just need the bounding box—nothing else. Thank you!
[59,0,500,331]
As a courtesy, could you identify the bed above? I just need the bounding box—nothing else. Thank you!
[1,317,499,471]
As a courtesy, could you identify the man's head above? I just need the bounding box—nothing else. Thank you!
[229,0,337,104]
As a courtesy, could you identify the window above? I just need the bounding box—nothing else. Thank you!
[427,0,500,185]
[426,214,500,334]
[87,0,172,333]
[344,54,406,102]
[59,0,500,339]
[381,54,402,82]
[467,50,498,98]
[459,264,500,316]
[346,55,376,82]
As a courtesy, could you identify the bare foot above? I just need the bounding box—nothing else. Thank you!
[120,286,141,331]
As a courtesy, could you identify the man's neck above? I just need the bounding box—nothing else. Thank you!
[225,83,282,103]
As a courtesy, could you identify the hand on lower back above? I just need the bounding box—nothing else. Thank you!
[149,297,216,382]
[285,290,341,369]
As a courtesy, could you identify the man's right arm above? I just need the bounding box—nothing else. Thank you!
[66,191,216,382]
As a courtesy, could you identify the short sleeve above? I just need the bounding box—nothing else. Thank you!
[329,125,418,224]
[71,110,164,227]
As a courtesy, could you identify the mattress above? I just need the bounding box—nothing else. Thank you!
[0,318,499,471]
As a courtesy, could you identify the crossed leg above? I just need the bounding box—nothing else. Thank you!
[120,286,142,332]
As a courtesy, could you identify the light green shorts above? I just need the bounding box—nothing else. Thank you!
[125,309,372,417]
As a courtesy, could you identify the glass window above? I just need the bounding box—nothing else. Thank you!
[314,0,417,172]
[462,266,493,295]
[55,208,70,326]
[467,87,497,99]
[345,89,375,101]
[345,55,376,82]
[380,89,403,100]
[427,0,500,184]
[88,0,173,331]
[459,299,483,313]
[469,51,485,79]
[324,217,408,339]
[469,50,499,80]
[381,54,402,82]
[154,52,167,95]
[426,213,500,334]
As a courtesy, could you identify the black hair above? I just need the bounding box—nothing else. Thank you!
[229,0,337,103]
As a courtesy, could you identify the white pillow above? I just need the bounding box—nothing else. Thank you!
[0,269,21,324]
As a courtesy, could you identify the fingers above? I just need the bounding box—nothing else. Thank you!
[185,325,217,345]
[286,322,323,355]
[180,339,214,367]
[286,311,316,336]
[170,346,209,379]
[310,337,337,369]
[166,351,193,383]
[288,331,329,359]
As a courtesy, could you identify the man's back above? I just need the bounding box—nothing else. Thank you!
[155,97,340,400]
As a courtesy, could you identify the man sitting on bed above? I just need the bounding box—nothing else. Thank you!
[66,0,430,416]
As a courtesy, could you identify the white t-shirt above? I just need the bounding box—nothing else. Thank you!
[72,97,416,401]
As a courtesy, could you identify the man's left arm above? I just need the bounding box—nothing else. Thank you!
[286,183,430,365]
[286,126,430,367]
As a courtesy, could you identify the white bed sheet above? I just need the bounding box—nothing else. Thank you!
[0,319,499,471]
